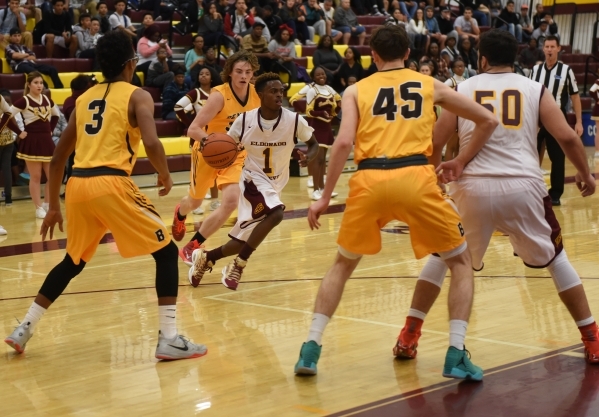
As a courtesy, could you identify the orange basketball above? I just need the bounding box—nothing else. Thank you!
[201,133,239,169]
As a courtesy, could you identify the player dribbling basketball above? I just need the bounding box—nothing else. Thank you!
[188,73,319,290]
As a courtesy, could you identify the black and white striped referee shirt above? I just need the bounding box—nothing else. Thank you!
[529,61,579,111]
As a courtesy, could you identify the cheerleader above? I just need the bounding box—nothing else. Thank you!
[7,72,59,218]
[590,79,599,158]
[290,66,341,200]
[175,65,222,212]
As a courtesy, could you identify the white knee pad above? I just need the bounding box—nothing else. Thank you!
[438,242,468,261]
[338,245,363,260]
[418,255,448,288]
[547,251,582,293]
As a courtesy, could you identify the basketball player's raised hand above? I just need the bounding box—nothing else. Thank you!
[436,158,465,184]
[157,174,173,196]
[575,172,596,197]
[40,209,64,241]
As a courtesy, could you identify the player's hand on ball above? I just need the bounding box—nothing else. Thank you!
[157,174,173,196]
[575,172,596,197]
[40,209,64,241]
[298,150,308,167]
[308,198,329,230]
[436,158,465,184]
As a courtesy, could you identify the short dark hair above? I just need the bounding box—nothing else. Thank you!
[79,12,91,23]
[479,29,517,67]
[254,72,281,93]
[370,25,410,62]
[70,74,93,91]
[96,30,135,80]
[91,17,99,23]
[114,0,127,5]
[96,1,106,7]
[143,12,154,19]
[506,1,514,5]
[450,57,465,69]
[545,35,560,46]
[0,88,11,98]
[464,6,473,12]
[52,0,64,5]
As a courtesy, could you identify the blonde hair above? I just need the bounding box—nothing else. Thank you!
[220,50,260,83]
[24,71,44,95]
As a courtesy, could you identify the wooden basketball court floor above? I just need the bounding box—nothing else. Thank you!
[1,153,599,417]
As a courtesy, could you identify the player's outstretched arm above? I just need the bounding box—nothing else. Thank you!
[188,90,225,141]
[433,79,498,182]
[41,108,78,240]
[132,89,172,196]
[539,90,595,197]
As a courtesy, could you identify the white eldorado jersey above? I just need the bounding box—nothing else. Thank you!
[227,107,314,192]
[456,72,545,180]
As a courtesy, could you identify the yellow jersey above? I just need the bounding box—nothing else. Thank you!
[73,82,141,175]
[354,68,435,163]
[206,82,261,134]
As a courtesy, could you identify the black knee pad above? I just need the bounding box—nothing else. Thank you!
[152,241,179,298]
[39,254,86,302]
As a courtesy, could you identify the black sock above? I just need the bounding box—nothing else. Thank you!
[191,231,206,244]
[238,244,255,261]
[206,247,224,264]
[176,209,186,221]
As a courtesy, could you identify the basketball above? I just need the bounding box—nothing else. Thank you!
[201,133,239,169]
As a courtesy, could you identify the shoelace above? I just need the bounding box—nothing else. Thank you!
[226,262,244,283]
[193,258,213,280]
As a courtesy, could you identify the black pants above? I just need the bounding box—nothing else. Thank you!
[16,62,64,88]
[0,142,13,200]
[537,123,565,201]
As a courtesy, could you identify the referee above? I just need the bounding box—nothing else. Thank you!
[530,35,583,206]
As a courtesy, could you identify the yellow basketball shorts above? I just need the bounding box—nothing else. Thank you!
[65,176,171,264]
[188,141,246,199]
[337,165,465,258]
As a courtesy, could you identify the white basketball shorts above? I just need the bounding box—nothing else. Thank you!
[228,169,285,242]
[449,177,563,269]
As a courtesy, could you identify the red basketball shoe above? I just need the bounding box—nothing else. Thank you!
[393,317,423,359]
[172,204,186,242]
[179,240,203,266]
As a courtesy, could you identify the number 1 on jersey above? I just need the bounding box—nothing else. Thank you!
[263,147,273,174]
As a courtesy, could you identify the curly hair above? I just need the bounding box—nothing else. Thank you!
[220,49,260,83]
[96,30,135,80]
[254,72,281,93]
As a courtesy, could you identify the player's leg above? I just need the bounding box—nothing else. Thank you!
[544,132,565,204]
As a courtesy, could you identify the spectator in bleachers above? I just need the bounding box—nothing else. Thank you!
[262,5,283,38]
[6,71,59,219]
[72,11,90,35]
[140,0,174,22]
[42,0,78,58]
[440,32,458,69]
[185,35,205,79]
[519,37,543,70]
[424,6,445,49]
[423,41,448,80]
[199,3,229,48]
[532,3,557,32]
[252,7,271,41]
[454,7,479,44]
[162,68,191,120]
[203,45,224,73]
[19,0,42,23]
[334,0,365,46]
[337,45,362,90]
[519,4,532,43]
[319,0,342,43]
[279,0,312,45]
[7,28,64,87]
[50,106,67,145]
[458,0,487,26]
[406,58,418,70]
[436,6,457,41]
[495,1,521,43]
[62,74,95,120]
[0,0,33,50]
[408,8,429,56]
[398,0,417,20]
[224,0,254,48]
[444,56,466,87]
[419,60,432,75]
[147,45,175,90]
[137,24,173,72]
[268,27,298,82]
[67,0,98,25]
[531,20,556,44]
[302,0,326,41]
[108,0,136,39]
[175,65,220,127]
[94,1,110,33]
[457,36,477,76]
[136,12,153,42]
[313,34,342,84]
[75,16,101,64]
[241,21,274,73]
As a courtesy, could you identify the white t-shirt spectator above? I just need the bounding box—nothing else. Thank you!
[109,12,134,31]
[320,3,334,21]
[454,15,478,34]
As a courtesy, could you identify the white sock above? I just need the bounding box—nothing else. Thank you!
[408,308,427,321]
[449,319,468,350]
[576,317,595,327]
[159,305,177,340]
[307,313,330,345]
[23,302,46,333]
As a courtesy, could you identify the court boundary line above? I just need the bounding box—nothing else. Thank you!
[326,343,584,417]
